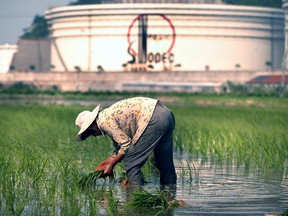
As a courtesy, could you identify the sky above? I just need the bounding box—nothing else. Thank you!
[0,0,72,45]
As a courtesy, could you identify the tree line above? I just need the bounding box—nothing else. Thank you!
[223,0,282,8]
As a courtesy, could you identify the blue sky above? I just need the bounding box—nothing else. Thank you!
[0,0,71,45]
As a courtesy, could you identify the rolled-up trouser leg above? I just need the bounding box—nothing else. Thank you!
[123,102,176,185]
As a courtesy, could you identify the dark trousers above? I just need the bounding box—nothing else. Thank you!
[123,102,177,186]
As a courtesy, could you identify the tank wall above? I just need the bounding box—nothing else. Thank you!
[174,37,271,70]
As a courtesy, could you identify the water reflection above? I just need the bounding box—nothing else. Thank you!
[172,152,288,215]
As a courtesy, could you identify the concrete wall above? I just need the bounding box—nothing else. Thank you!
[10,39,51,72]
[0,70,280,93]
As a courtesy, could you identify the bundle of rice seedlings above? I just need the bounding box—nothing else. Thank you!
[126,190,168,210]
[78,170,104,188]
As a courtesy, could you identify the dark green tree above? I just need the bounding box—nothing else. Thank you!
[20,0,103,39]
[21,15,49,39]
[223,0,283,8]
[69,0,102,5]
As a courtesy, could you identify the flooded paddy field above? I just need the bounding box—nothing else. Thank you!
[172,153,288,215]
[106,152,287,216]
[0,96,287,215]
[90,152,288,216]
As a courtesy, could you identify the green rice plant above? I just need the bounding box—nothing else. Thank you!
[105,188,119,216]
[177,160,199,184]
[78,170,104,188]
[172,104,288,175]
[125,189,184,216]
[126,190,168,210]
[0,98,287,214]
[178,161,187,183]
[186,160,199,183]
[0,104,113,215]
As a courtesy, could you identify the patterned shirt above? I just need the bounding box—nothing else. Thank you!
[96,97,158,155]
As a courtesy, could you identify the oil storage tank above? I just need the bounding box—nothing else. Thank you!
[45,1,284,72]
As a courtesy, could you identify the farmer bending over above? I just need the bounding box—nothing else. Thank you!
[75,97,177,187]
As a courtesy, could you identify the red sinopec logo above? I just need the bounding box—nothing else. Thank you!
[127,14,176,66]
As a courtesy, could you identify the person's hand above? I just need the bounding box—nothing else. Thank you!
[96,153,125,178]
[96,156,116,177]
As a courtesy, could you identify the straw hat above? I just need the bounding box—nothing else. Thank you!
[75,105,102,141]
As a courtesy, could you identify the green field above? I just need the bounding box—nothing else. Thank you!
[0,95,287,215]
[173,105,288,173]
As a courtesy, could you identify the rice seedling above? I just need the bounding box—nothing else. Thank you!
[78,170,104,188]
[105,188,119,216]
[186,160,199,183]
[177,160,199,184]
[125,189,186,216]
[126,190,169,210]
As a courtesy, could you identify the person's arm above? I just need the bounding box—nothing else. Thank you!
[112,139,120,155]
[96,118,131,175]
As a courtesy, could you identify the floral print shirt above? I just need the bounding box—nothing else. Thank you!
[96,97,158,155]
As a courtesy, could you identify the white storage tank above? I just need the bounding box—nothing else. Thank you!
[45,2,284,72]
[282,0,288,69]
[0,44,17,73]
